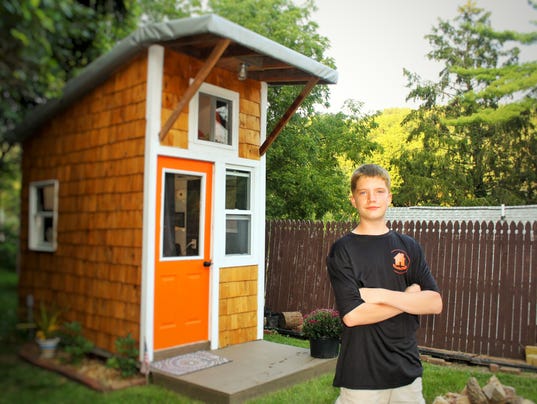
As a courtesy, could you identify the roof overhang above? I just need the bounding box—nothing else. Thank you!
[10,14,338,154]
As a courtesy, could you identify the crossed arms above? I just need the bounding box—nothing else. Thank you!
[342,284,443,327]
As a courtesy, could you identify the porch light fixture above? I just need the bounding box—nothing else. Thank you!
[238,63,248,80]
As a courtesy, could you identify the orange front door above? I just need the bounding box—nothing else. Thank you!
[154,156,213,350]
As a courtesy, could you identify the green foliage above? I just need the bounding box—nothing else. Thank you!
[0,143,20,272]
[301,308,342,340]
[57,321,94,364]
[400,2,537,206]
[34,302,63,340]
[137,0,201,24]
[266,102,379,220]
[106,333,140,377]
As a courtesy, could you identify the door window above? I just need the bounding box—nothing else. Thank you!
[162,172,202,258]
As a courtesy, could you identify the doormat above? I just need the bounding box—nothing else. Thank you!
[151,350,231,377]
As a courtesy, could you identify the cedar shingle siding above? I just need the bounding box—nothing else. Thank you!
[19,54,148,352]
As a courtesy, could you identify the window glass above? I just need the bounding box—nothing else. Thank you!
[226,171,250,210]
[225,170,251,255]
[29,180,58,251]
[197,92,232,145]
[225,216,250,255]
[162,172,201,258]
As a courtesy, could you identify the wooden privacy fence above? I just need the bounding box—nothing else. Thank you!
[264,219,537,360]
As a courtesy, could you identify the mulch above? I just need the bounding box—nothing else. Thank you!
[19,342,147,392]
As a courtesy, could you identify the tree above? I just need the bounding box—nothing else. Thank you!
[266,101,378,220]
[137,0,201,24]
[1,0,137,159]
[400,1,537,206]
[0,0,138,270]
[206,0,355,218]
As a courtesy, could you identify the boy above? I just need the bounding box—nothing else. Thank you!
[327,164,443,404]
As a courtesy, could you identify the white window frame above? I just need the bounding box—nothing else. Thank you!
[28,179,59,252]
[159,168,206,262]
[189,82,239,153]
[225,169,252,256]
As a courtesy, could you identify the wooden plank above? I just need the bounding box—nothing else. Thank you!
[159,38,231,141]
[508,223,525,357]
[495,221,510,357]
[259,77,319,155]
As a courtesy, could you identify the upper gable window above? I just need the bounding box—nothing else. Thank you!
[190,82,239,150]
[198,93,233,145]
[29,180,58,252]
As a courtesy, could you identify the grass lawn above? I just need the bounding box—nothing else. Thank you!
[1,270,536,403]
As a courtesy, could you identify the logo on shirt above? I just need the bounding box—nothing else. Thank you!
[392,249,410,274]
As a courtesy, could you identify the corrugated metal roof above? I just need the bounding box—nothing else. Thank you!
[10,14,338,142]
[386,205,537,224]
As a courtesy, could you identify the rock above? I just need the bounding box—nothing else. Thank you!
[434,375,533,404]
[433,396,451,404]
[466,377,488,404]
[482,375,507,403]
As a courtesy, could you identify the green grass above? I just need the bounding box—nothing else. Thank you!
[1,270,536,403]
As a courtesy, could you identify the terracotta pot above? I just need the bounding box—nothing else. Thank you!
[309,337,339,358]
[36,337,60,359]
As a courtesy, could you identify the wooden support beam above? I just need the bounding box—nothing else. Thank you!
[259,77,319,156]
[159,38,231,142]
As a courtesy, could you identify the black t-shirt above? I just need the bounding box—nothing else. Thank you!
[327,230,440,390]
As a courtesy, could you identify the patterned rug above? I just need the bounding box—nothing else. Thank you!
[151,350,231,377]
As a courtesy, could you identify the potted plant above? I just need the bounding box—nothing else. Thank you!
[34,302,63,358]
[302,308,342,358]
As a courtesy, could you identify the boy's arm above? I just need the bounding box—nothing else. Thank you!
[342,284,422,327]
[359,286,443,316]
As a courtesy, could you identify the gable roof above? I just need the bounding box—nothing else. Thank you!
[386,205,537,224]
[10,14,338,143]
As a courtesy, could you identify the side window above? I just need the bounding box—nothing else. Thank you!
[225,170,251,255]
[29,180,58,252]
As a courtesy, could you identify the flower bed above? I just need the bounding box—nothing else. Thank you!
[19,342,146,391]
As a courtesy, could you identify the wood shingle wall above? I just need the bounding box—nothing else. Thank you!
[19,54,148,352]
[19,47,264,353]
[161,49,262,159]
[219,265,258,348]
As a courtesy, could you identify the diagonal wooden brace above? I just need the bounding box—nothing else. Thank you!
[159,38,231,142]
[259,77,319,156]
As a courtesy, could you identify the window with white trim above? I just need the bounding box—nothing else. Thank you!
[29,180,58,252]
[198,92,233,145]
[225,170,251,255]
[190,82,239,150]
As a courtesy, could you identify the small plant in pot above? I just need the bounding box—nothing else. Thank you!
[302,308,342,358]
[34,302,63,358]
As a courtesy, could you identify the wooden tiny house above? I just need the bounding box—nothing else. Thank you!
[14,15,337,362]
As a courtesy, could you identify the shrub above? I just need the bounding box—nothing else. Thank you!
[57,321,94,364]
[106,333,139,377]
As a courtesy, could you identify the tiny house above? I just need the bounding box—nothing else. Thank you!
[13,14,337,362]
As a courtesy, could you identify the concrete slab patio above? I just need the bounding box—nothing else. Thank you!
[150,340,337,403]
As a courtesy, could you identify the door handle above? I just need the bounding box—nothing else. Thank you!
[203,261,212,267]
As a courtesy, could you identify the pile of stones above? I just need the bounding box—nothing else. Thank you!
[432,375,534,404]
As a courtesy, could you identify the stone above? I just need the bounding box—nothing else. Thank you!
[433,396,451,404]
[489,363,500,373]
[499,366,521,375]
[482,375,507,403]
[465,377,488,404]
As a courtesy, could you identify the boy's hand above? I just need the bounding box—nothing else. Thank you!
[405,283,421,293]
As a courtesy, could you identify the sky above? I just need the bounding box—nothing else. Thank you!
[310,0,537,113]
